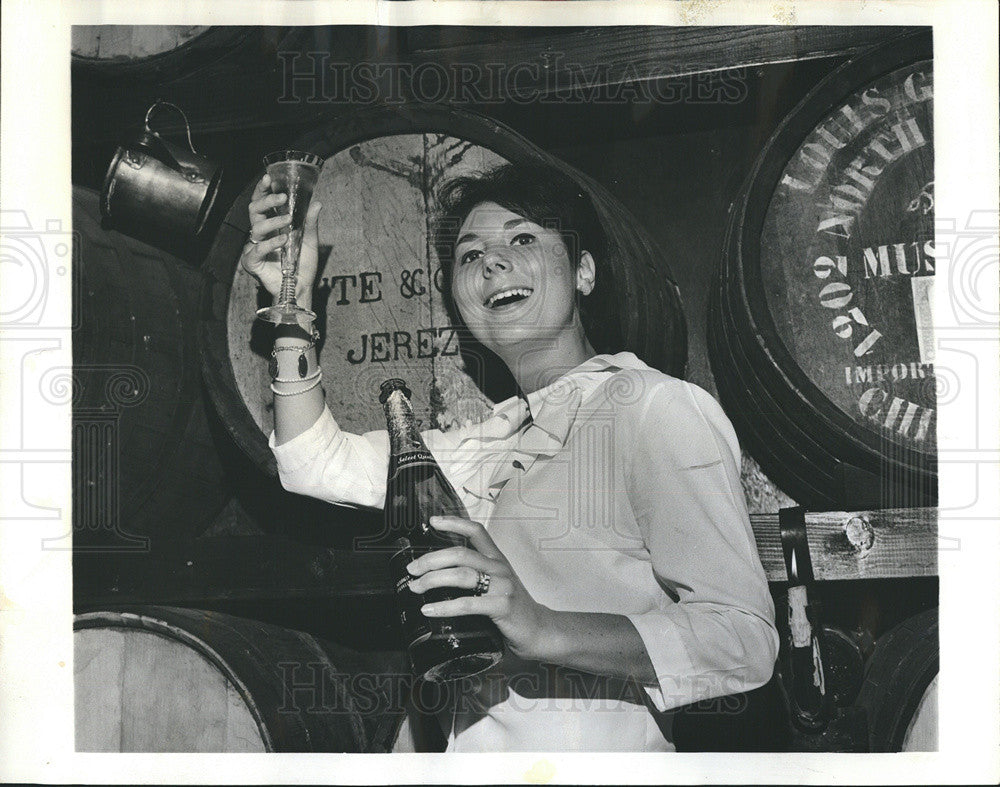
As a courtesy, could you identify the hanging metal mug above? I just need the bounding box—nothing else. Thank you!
[101,100,223,244]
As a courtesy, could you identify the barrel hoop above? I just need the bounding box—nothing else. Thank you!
[291,628,370,750]
[709,276,839,502]
[856,606,938,752]
[710,196,847,505]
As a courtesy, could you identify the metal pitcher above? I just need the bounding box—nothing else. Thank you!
[101,100,223,243]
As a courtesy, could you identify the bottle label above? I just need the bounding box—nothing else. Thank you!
[394,450,435,470]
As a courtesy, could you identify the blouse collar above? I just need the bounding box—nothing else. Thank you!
[453,352,651,494]
[491,350,648,421]
[453,351,652,451]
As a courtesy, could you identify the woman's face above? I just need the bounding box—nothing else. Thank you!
[450,201,594,355]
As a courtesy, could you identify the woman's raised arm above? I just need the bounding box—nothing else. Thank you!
[239,172,325,446]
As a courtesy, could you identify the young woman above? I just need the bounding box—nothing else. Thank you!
[240,163,778,752]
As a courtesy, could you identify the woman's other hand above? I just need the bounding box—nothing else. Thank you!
[240,173,322,311]
[406,515,556,662]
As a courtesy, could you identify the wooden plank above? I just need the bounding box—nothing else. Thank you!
[77,506,938,607]
[406,26,925,93]
[74,628,126,751]
[74,535,393,606]
[119,629,232,752]
[751,507,938,582]
[73,26,922,144]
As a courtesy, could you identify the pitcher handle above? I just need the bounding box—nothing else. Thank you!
[144,100,199,155]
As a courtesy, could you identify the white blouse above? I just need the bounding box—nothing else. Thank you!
[269,351,779,752]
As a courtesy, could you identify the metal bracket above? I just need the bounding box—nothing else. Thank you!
[779,506,829,732]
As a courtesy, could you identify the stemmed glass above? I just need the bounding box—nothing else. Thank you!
[255,149,324,324]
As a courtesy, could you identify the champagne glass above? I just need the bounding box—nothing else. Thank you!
[255,149,324,324]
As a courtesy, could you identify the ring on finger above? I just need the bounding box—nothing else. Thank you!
[248,235,260,245]
[474,570,491,596]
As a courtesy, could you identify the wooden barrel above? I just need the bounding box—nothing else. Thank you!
[73,186,229,548]
[856,607,938,752]
[708,33,936,510]
[74,606,406,752]
[71,26,252,81]
[201,104,686,475]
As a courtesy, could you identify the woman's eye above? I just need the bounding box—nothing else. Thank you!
[511,233,535,246]
[460,249,482,265]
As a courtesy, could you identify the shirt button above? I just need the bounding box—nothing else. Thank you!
[512,460,524,470]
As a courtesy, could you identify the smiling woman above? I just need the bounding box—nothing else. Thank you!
[203,109,688,483]
[434,165,608,390]
[239,158,782,752]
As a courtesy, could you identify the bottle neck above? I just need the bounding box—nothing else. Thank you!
[383,389,432,465]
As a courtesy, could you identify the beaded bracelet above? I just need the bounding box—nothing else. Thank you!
[272,366,322,385]
[270,374,323,397]
[270,325,321,379]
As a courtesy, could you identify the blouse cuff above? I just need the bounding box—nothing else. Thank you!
[625,611,696,713]
[268,407,339,474]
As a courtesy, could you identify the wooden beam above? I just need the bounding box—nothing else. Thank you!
[73,535,392,607]
[751,508,938,582]
[405,25,927,92]
[76,507,939,607]
[73,25,927,145]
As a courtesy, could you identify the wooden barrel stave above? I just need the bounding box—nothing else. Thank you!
[725,206,897,479]
[901,673,937,751]
[722,248,897,489]
[71,26,254,81]
[716,231,927,509]
[72,26,212,61]
[74,606,407,752]
[73,186,230,546]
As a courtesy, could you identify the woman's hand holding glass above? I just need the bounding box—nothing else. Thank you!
[240,172,326,445]
[240,173,323,320]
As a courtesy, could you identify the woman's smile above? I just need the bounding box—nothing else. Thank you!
[484,286,535,310]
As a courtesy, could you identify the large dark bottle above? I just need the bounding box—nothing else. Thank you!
[378,378,503,682]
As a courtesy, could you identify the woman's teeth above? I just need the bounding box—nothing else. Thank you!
[486,287,534,308]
